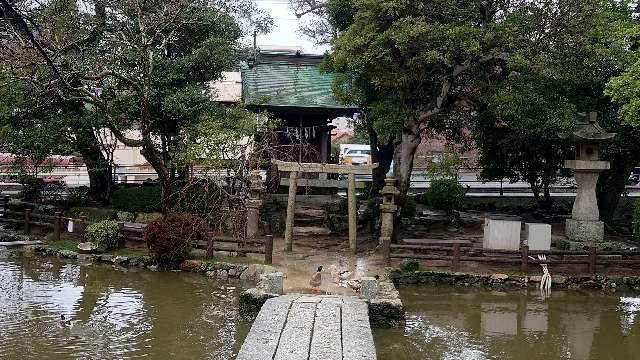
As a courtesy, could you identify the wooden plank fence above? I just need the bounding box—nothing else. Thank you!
[384,241,640,275]
[0,202,274,264]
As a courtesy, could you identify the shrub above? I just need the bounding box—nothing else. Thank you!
[86,220,120,251]
[66,186,90,207]
[400,258,419,272]
[112,186,162,213]
[424,179,465,212]
[633,201,640,242]
[19,176,45,202]
[401,197,417,218]
[145,213,204,266]
[66,207,116,222]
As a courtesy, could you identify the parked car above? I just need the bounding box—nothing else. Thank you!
[339,144,372,166]
[43,176,65,185]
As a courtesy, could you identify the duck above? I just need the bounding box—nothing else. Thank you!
[59,314,73,328]
[309,266,323,292]
[338,270,352,281]
[345,279,361,291]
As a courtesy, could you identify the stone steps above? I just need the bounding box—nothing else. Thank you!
[294,206,326,218]
[293,226,332,236]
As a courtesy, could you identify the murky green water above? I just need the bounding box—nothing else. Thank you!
[0,251,251,360]
[4,250,640,360]
[374,286,640,360]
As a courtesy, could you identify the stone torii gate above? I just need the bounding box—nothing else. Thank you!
[274,160,378,253]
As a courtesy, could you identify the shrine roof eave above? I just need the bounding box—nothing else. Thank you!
[246,104,360,118]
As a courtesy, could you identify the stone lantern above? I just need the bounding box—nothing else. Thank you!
[564,112,616,243]
[379,175,399,245]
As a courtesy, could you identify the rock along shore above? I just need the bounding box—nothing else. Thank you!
[389,268,640,293]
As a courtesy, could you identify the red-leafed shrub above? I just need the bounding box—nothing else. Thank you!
[144,212,205,266]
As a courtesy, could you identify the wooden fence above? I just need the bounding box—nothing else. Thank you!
[0,206,274,264]
[383,240,640,275]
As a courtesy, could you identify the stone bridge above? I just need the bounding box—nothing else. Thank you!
[236,295,376,360]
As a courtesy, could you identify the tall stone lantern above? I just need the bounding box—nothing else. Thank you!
[564,112,616,243]
[379,175,399,246]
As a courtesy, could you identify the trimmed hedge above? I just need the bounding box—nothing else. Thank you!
[111,186,162,213]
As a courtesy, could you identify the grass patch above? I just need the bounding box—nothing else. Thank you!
[107,247,149,258]
[48,240,79,252]
[48,237,148,258]
[202,255,264,265]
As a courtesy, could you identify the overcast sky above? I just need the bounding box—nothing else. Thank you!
[251,0,330,54]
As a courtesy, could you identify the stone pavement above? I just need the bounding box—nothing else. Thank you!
[236,295,376,360]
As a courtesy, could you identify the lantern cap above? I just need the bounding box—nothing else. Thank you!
[569,111,616,143]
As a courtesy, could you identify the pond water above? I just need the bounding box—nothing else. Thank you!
[0,251,251,360]
[4,250,640,360]
[374,285,640,360]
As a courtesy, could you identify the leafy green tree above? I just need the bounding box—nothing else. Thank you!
[329,0,634,212]
[329,0,522,200]
[475,76,575,204]
[0,0,271,208]
[290,0,355,45]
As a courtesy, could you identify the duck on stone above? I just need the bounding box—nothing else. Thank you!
[309,266,323,293]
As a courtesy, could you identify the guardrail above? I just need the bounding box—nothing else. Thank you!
[384,241,640,275]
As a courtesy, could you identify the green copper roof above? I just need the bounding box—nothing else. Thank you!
[241,63,354,109]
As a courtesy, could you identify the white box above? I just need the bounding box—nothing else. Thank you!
[483,215,521,250]
[525,223,551,251]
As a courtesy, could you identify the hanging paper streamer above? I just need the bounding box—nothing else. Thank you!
[282,125,324,139]
[67,220,74,233]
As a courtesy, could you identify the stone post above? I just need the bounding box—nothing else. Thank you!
[53,211,62,241]
[284,171,298,252]
[246,170,264,240]
[379,175,399,246]
[78,215,88,242]
[348,172,357,252]
[24,208,31,235]
[259,272,284,295]
[264,234,274,265]
[359,277,378,301]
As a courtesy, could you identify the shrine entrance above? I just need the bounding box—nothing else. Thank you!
[273,160,378,253]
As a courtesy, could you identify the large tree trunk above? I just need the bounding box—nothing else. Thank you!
[73,129,113,204]
[393,125,421,198]
[391,124,421,243]
[368,121,395,196]
[140,138,172,211]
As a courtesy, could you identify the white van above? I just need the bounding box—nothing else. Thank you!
[339,144,371,166]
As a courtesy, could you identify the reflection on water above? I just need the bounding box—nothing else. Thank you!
[0,250,251,360]
[5,246,640,360]
[375,286,640,360]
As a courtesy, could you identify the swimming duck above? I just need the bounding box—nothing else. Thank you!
[59,314,72,327]
[309,266,323,292]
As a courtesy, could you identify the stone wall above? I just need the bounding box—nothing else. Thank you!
[25,245,277,283]
[366,275,405,326]
[389,268,640,292]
